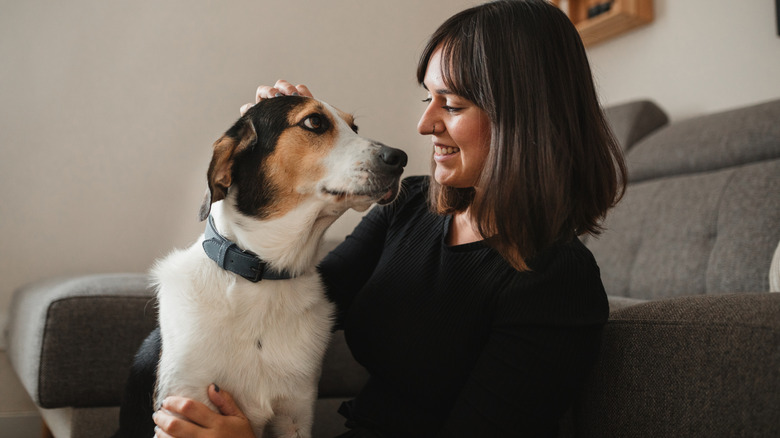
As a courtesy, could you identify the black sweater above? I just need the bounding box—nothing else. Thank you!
[318,176,608,437]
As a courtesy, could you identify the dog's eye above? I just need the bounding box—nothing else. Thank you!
[351,124,359,134]
[300,114,327,133]
[304,115,322,129]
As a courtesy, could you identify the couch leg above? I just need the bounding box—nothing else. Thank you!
[41,420,54,438]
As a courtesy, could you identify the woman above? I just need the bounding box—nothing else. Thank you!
[153,0,625,436]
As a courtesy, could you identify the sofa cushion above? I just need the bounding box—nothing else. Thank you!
[567,293,780,437]
[587,159,780,298]
[626,99,780,183]
[603,100,669,152]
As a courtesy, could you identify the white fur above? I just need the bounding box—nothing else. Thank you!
[154,200,334,438]
[153,99,402,438]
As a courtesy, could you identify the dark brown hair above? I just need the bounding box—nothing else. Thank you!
[417,0,626,271]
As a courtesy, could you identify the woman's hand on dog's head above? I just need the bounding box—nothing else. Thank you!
[153,384,255,438]
[241,79,314,115]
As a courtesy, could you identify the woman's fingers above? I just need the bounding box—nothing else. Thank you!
[153,424,175,438]
[243,80,314,114]
[239,102,253,116]
[159,396,217,428]
[153,406,203,437]
[208,384,246,418]
[256,80,313,102]
[255,84,279,101]
[295,83,313,97]
[208,384,236,417]
[272,79,298,96]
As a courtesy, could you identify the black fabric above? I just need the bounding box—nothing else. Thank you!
[318,176,609,438]
[112,327,160,438]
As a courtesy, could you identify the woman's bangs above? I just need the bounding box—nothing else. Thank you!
[438,37,478,103]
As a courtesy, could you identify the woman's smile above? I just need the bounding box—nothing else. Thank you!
[434,143,460,157]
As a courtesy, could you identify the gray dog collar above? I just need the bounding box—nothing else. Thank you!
[202,216,295,282]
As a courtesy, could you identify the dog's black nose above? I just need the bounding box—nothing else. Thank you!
[378,145,408,172]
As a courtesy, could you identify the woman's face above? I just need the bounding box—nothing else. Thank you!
[418,48,491,189]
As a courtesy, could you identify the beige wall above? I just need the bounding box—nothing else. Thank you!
[587,0,780,121]
[1,0,779,424]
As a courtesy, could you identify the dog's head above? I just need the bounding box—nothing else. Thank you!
[199,96,407,221]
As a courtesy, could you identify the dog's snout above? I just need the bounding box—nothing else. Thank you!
[377,145,408,173]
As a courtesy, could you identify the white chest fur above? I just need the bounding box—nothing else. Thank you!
[153,241,334,437]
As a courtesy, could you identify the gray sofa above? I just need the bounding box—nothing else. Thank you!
[6,98,780,437]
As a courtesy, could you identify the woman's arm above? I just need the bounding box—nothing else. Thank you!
[318,203,393,328]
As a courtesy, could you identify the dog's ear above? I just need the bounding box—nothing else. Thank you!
[198,118,257,221]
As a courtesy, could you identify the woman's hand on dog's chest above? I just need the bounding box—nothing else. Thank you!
[153,384,255,438]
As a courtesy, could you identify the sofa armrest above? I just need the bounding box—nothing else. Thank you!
[5,274,157,408]
[569,293,780,437]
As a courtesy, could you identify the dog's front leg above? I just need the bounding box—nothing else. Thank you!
[230,396,273,438]
[267,395,315,438]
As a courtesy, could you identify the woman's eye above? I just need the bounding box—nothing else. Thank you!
[422,96,461,113]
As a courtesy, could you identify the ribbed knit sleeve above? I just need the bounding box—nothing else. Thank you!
[317,178,411,329]
[317,208,388,329]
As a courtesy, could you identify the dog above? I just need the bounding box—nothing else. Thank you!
[116,95,406,438]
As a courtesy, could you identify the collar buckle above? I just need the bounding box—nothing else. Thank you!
[249,264,265,283]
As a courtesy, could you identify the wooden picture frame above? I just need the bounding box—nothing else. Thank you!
[551,0,654,47]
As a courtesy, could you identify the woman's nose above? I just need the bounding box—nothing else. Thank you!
[417,106,436,136]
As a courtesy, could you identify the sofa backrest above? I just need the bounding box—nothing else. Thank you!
[588,99,780,299]
[603,99,669,153]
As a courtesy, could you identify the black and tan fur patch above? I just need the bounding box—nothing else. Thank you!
[201,96,357,221]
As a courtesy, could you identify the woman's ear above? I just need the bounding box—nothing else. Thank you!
[198,119,257,221]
